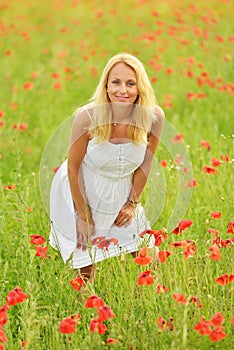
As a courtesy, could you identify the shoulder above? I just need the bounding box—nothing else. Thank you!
[150,104,165,138]
[72,104,94,130]
[154,104,165,120]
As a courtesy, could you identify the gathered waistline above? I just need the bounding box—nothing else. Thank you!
[82,162,133,181]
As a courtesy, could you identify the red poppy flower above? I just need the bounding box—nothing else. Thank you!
[194,317,211,335]
[216,273,234,286]
[186,178,197,188]
[23,82,33,90]
[209,244,222,262]
[69,276,85,291]
[212,158,222,167]
[208,228,219,236]
[227,221,234,234]
[0,305,9,326]
[189,296,203,308]
[201,140,210,151]
[59,314,80,334]
[211,312,225,327]
[6,287,28,306]
[211,211,222,219]
[220,155,230,162]
[172,134,184,143]
[221,239,232,248]
[209,326,226,342]
[52,166,60,173]
[91,236,106,245]
[98,305,115,321]
[85,294,104,308]
[151,230,167,247]
[0,326,7,343]
[2,184,16,190]
[18,123,28,131]
[158,250,171,263]
[97,238,118,251]
[202,166,218,174]
[183,244,196,259]
[231,316,234,325]
[160,159,167,167]
[157,284,169,294]
[29,234,45,245]
[35,246,48,259]
[89,318,107,334]
[106,338,119,344]
[172,220,193,234]
[137,270,154,286]
[134,247,153,265]
[157,316,174,331]
[173,293,187,304]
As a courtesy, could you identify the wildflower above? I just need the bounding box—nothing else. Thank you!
[227,221,234,234]
[52,166,60,173]
[23,82,33,90]
[89,318,107,334]
[35,246,48,259]
[2,184,16,190]
[137,270,154,286]
[211,211,222,219]
[29,234,45,245]
[85,295,104,308]
[106,338,119,343]
[160,159,167,167]
[59,314,80,334]
[6,287,28,306]
[220,155,230,162]
[98,305,115,321]
[202,166,218,174]
[211,312,225,327]
[183,244,196,259]
[194,317,211,335]
[134,247,153,265]
[173,293,187,304]
[0,326,7,343]
[69,276,85,291]
[209,244,222,262]
[0,305,9,326]
[216,273,234,286]
[186,178,197,188]
[158,250,171,263]
[209,327,226,342]
[208,228,219,236]
[189,296,203,308]
[18,123,28,131]
[212,158,222,167]
[157,316,174,331]
[172,220,193,234]
[200,140,211,151]
[157,284,169,294]
[172,134,184,143]
[97,238,118,251]
[231,316,234,324]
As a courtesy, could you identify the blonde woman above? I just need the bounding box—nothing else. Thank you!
[49,53,164,280]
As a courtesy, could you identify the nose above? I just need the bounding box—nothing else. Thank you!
[119,83,127,94]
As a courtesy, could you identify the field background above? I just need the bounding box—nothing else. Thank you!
[0,0,233,349]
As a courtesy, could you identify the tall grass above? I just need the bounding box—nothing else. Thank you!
[0,0,233,349]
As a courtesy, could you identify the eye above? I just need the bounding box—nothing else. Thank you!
[128,81,136,86]
[112,80,119,85]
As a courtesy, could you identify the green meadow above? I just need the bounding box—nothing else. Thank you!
[0,0,233,349]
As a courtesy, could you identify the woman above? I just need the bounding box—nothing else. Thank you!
[49,53,164,280]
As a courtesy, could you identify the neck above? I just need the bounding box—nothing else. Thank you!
[110,102,134,124]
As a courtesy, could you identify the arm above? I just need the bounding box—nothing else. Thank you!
[67,109,94,250]
[115,106,164,227]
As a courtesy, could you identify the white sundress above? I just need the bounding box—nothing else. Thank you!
[49,137,154,269]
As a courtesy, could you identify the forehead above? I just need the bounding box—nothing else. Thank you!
[108,62,137,80]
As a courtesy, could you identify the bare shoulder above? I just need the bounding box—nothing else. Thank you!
[154,104,165,119]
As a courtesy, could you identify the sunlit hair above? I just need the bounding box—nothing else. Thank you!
[79,53,157,144]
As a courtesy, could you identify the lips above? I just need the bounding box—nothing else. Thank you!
[116,96,129,101]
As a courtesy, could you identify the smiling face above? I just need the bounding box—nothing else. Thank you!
[106,62,139,104]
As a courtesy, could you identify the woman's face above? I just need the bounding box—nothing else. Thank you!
[106,63,139,104]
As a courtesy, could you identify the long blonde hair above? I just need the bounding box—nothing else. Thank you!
[82,53,157,144]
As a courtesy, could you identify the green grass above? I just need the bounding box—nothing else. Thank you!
[0,0,234,349]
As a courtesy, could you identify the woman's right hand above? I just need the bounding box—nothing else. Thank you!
[76,214,95,251]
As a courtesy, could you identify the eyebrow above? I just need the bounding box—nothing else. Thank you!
[111,77,137,81]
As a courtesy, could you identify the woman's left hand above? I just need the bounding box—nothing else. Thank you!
[114,202,136,227]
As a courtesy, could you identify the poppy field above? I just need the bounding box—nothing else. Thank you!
[0,0,234,349]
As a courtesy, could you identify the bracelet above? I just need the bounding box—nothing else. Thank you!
[127,197,140,208]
